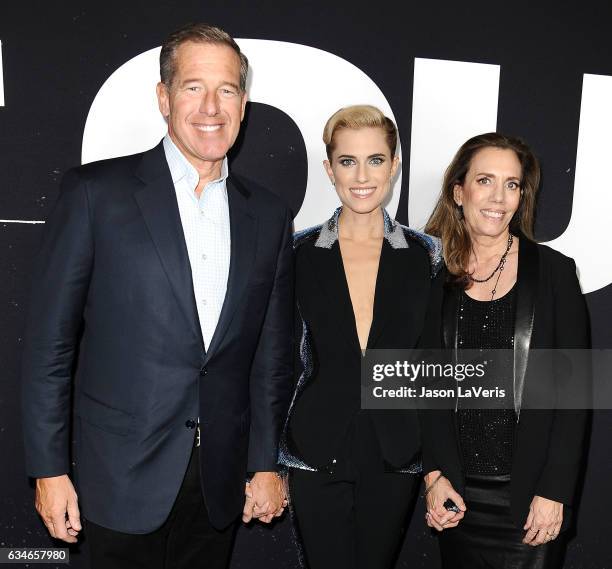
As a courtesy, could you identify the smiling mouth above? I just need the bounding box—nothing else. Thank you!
[481,209,505,219]
[349,187,376,198]
[193,124,223,132]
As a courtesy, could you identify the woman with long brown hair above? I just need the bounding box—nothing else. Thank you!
[421,133,590,568]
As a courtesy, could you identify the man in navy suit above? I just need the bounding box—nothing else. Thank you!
[22,22,293,569]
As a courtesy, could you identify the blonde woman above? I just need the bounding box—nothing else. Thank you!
[279,105,444,569]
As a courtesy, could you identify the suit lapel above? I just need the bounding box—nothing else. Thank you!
[306,243,362,355]
[204,176,256,361]
[513,236,539,419]
[366,240,393,348]
[133,143,203,347]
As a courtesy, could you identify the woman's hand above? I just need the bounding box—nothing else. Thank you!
[522,496,563,545]
[424,470,467,531]
[242,472,288,524]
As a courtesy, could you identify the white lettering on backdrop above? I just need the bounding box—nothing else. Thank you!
[544,74,612,293]
[408,58,500,231]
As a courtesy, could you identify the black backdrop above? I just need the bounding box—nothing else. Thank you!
[1,1,611,567]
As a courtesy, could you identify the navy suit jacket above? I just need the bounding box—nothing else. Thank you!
[21,141,294,532]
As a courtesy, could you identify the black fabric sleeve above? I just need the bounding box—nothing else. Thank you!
[535,255,591,505]
[247,208,295,472]
[21,169,94,478]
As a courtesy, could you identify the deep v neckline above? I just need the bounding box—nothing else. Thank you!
[337,236,385,355]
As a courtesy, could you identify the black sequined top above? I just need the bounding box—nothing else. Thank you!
[457,285,517,476]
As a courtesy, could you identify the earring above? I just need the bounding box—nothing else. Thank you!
[332,180,336,187]
[457,204,464,219]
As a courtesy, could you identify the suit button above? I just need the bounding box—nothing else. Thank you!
[323,458,337,474]
[200,367,207,377]
[185,420,196,429]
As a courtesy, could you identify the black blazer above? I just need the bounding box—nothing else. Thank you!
[280,209,444,471]
[421,238,590,528]
[21,142,294,532]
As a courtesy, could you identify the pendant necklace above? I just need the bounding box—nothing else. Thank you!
[469,234,514,302]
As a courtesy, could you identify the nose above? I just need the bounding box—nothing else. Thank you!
[490,180,504,203]
[356,162,368,183]
[199,90,220,116]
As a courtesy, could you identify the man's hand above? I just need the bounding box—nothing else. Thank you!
[242,472,287,524]
[35,475,81,543]
[424,470,466,531]
[523,495,563,546]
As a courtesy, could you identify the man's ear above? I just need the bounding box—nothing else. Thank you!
[240,92,248,122]
[156,82,170,118]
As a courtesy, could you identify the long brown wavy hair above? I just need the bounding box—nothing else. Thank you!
[424,132,540,285]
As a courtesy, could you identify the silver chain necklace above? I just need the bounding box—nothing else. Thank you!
[469,234,514,302]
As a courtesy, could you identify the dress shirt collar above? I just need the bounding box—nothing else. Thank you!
[162,134,229,194]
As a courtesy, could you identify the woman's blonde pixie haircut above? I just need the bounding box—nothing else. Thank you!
[323,105,398,159]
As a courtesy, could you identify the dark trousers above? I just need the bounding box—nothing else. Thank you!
[84,444,238,569]
[439,475,566,569]
[290,413,419,569]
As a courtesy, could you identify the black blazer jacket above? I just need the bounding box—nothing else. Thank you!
[21,142,294,532]
[279,208,444,472]
[421,238,591,528]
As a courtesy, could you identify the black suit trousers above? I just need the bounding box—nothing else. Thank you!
[84,444,237,569]
[290,413,419,569]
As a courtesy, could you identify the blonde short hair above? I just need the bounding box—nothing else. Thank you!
[322,105,398,159]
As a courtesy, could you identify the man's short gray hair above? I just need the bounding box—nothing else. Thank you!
[160,22,248,91]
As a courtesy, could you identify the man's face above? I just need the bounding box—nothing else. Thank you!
[156,41,247,172]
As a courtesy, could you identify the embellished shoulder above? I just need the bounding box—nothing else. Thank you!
[292,207,444,277]
[396,222,444,278]
[293,224,323,250]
